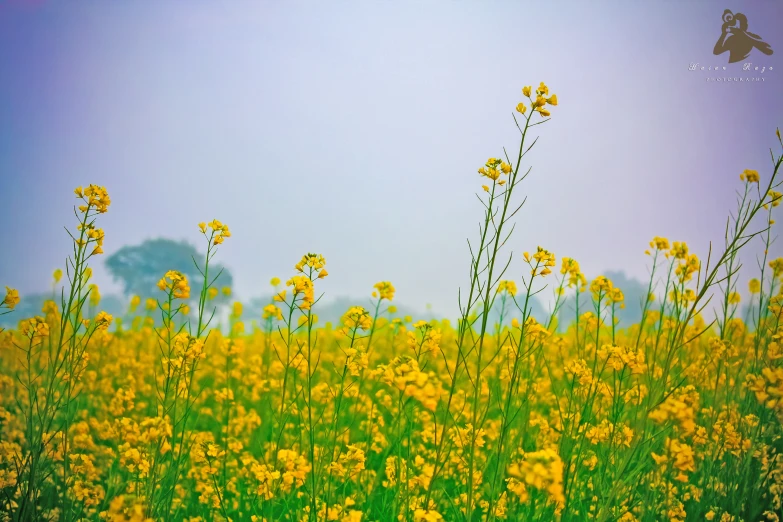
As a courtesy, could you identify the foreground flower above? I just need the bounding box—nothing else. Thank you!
[295,253,327,278]
[740,169,760,183]
[373,281,396,301]
[201,219,231,245]
[75,184,111,213]
[157,271,191,299]
[497,280,517,296]
[2,287,19,310]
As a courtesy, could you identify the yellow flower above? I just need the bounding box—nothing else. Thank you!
[515,102,527,114]
[205,219,230,245]
[3,287,20,310]
[95,311,113,329]
[522,86,532,97]
[53,269,63,284]
[497,280,517,296]
[547,94,558,106]
[77,184,111,213]
[262,304,283,321]
[649,236,670,251]
[749,278,761,294]
[343,306,372,330]
[670,241,688,259]
[287,275,315,309]
[374,281,395,301]
[413,509,444,522]
[295,253,326,273]
[157,271,191,300]
[129,295,141,312]
[89,284,101,307]
[740,169,760,183]
[270,277,281,286]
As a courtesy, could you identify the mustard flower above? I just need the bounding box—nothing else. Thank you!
[203,219,230,245]
[95,311,113,329]
[526,246,556,276]
[21,316,49,337]
[373,281,395,301]
[262,304,283,321]
[740,169,760,183]
[670,241,689,260]
[3,287,19,310]
[343,306,372,331]
[767,190,782,208]
[287,275,315,310]
[649,236,670,251]
[157,270,190,299]
[75,184,111,214]
[295,253,326,273]
[496,280,517,296]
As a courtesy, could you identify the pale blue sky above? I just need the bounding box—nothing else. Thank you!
[1,1,781,317]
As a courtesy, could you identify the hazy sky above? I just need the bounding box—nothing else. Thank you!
[1,1,782,317]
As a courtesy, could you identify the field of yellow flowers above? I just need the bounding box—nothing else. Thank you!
[2,84,783,522]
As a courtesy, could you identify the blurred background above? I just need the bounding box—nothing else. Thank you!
[1,0,781,325]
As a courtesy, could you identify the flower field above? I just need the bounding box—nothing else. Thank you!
[3,84,783,522]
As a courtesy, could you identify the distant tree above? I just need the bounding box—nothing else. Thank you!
[105,238,233,305]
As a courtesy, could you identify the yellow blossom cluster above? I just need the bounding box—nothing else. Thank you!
[496,280,517,296]
[740,169,760,183]
[560,257,586,289]
[157,270,190,300]
[525,246,556,277]
[374,356,443,412]
[198,219,231,245]
[507,448,565,511]
[373,281,395,301]
[75,184,111,214]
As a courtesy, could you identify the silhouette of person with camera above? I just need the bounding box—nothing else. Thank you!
[713,9,773,63]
